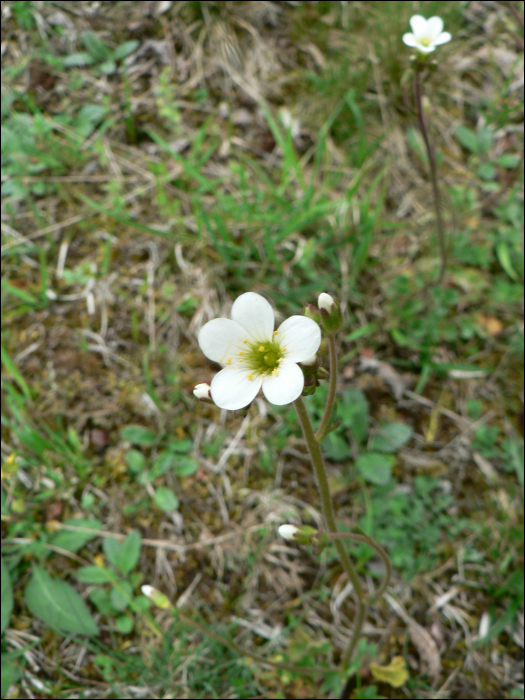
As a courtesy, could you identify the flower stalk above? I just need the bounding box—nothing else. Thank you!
[413,63,448,284]
[293,395,367,667]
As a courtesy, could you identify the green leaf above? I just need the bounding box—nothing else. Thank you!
[496,241,518,280]
[321,432,351,460]
[1,343,32,401]
[152,451,176,476]
[115,615,134,634]
[50,518,103,553]
[118,531,142,576]
[456,125,479,153]
[125,449,146,473]
[81,31,111,61]
[497,154,520,169]
[113,40,140,61]
[175,456,199,477]
[1,556,14,633]
[370,423,413,453]
[477,163,495,181]
[99,60,117,75]
[1,660,21,699]
[75,566,113,584]
[339,388,369,444]
[25,565,98,636]
[477,126,493,154]
[110,582,132,612]
[167,438,193,453]
[103,537,122,569]
[154,487,179,512]
[63,52,96,67]
[121,425,157,446]
[356,453,394,485]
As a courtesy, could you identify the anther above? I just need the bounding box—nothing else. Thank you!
[258,346,265,352]
[226,358,231,364]
[248,374,253,380]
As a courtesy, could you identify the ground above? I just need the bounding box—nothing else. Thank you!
[1,1,523,699]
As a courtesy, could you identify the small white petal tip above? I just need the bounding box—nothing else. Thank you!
[318,293,335,311]
[278,524,299,541]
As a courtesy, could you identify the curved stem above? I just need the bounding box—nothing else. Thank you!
[413,66,447,284]
[293,396,366,668]
[327,532,392,601]
[178,611,331,677]
[315,333,338,442]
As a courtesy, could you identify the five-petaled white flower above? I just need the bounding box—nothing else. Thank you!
[402,15,451,53]
[198,292,321,410]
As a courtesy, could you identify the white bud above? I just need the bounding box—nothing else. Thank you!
[318,293,335,312]
[193,383,211,400]
[278,524,299,541]
[141,584,172,609]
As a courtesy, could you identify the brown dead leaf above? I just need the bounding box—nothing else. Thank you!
[476,314,503,336]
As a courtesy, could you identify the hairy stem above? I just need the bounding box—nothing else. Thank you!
[315,333,338,441]
[293,395,366,667]
[414,66,447,284]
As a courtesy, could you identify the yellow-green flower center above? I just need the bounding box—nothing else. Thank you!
[242,339,284,377]
[420,37,430,46]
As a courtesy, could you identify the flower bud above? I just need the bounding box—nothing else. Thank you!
[193,383,213,403]
[277,524,329,552]
[303,303,321,324]
[141,585,172,609]
[317,293,343,334]
[300,354,318,369]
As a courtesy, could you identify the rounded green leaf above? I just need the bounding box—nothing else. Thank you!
[153,487,179,513]
[126,450,146,473]
[356,453,394,485]
[121,426,157,446]
[370,423,414,453]
[175,456,199,477]
[76,566,113,584]
[115,615,134,634]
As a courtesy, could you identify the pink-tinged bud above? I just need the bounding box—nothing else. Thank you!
[317,293,342,334]
[303,303,321,324]
[300,354,318,368]
[193,383,213,403]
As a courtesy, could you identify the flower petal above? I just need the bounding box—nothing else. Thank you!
[426,16,444,40]
[275,316,321,362]
[262,361,304,405]
[198,318,247,363]
[433,31,451,45]
[409,14,427,39]
[231,292,275,340]
[211,367,263,410]
[402,33,417,47]
[416,43,436,53]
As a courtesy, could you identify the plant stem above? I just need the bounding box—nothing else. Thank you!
[293,395,367,667]
[315,333,338,441]
[413,65,447,284]
[327,532,392,601]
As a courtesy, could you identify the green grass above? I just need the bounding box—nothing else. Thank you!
[1,1,524,698]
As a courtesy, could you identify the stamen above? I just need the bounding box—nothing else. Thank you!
[226,358,231,364]
[248,374,253,380]
[258,346,265,352]
[239,351,244,356]
[243,339,248,344]
[273,331,278,335]
[272,369,279,376]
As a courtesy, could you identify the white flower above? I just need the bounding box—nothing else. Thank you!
[198,292,321,410]
[402,15,451,53]
[278,524,299,541]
